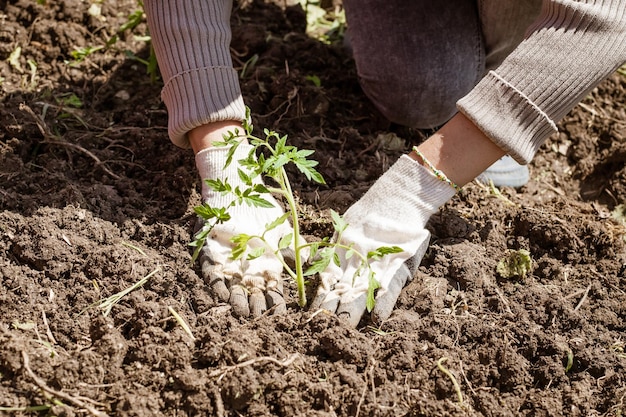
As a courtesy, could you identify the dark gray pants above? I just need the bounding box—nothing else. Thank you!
[344,0,542,128]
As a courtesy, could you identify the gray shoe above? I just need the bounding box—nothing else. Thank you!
[477,155,529,188]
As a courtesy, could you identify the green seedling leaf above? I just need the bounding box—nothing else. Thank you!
[294,159,326,184]
[242,107,254,134]
[106,34,119,47]
[193,204,230,222]
[308,241,321,260]
[241,192,275,208]
[224,140,241,168]
[240,54,258,78]
[278,233,293,250]
[190,231,209,263]
[331,209,347,234]
[231,234,253,260]
[252,183,270,194]
[333,252,341,267]
[247,246,266,260]
[119,9,144,32]
[267,153,291,174]
[70,45,104,63]
[496,249,532,279]
[366,270,381,312]
[295,149,315,158]
[306,74,321,87]
[205,178,231,194]
[238,168,252,185]
[266,212,291,232]
[304,247,334,276]
[276,134,288,153]
[367,246,403,260]
[57,93,83,108]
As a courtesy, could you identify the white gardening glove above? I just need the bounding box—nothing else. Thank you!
[195,144,295,317]
[310,155,457,327]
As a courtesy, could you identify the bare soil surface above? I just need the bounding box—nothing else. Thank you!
[1,1,626,416]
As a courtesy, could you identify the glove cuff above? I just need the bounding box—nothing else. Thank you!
[394,154,457,211]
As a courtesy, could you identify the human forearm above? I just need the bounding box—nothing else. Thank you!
[189,120,244,153]
[458,0,626,164]
[411,113,505,187]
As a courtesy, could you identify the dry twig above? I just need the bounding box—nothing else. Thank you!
[19,103,121,179]
[22,351,109,417]
[574,284,592,312]
[211,353,300,383]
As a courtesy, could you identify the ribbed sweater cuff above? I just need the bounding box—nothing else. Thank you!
[163,67,247,149]
[457,70,558,165]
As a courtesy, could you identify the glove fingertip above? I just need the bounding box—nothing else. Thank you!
[336,294,367,328]
[266,290,287,315]
[249,289,267,317]
[229,286,250,317]
[318,297,340,315]
[371,268,408,324]
[211,279,230,303]
[371,299,394,325]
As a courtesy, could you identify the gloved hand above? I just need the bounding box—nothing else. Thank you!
[195,144,295,317]
[310,155,457,327]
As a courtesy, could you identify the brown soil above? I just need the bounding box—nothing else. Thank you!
[1,1,625,416]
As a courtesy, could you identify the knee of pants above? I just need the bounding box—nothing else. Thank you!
[359,75,464,129]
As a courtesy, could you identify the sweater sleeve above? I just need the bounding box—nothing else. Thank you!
[144,0,246,149]
[457,0,626,164]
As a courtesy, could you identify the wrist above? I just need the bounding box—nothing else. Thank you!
[189,120,245,154]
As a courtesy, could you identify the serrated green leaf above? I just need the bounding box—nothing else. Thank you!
[243,194,275,208]
[294,161,326,184]
[247,246,266,260]
[303,247,334,276]
[270,154,290,171]
[205,178,231,193]
[237,168,252,186]
[331,209,347,234]
[345,248,354,260]
[193,205,231,222]
[225,142,240,168]
[367,246,404,260]
[366,270,381,312]
[295,149,315,158]
[308,241,321,260]
[253,183,270,194]
[243,107,253,134]
[190,224,211,245]
[294,157,318,168]
[278,233,293,250]
[231,234,252,260]
[276,135,287,153]
[189,223,214,263]
[266,212,291,232]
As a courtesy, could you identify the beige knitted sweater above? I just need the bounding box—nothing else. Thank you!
[144,0,626,164]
